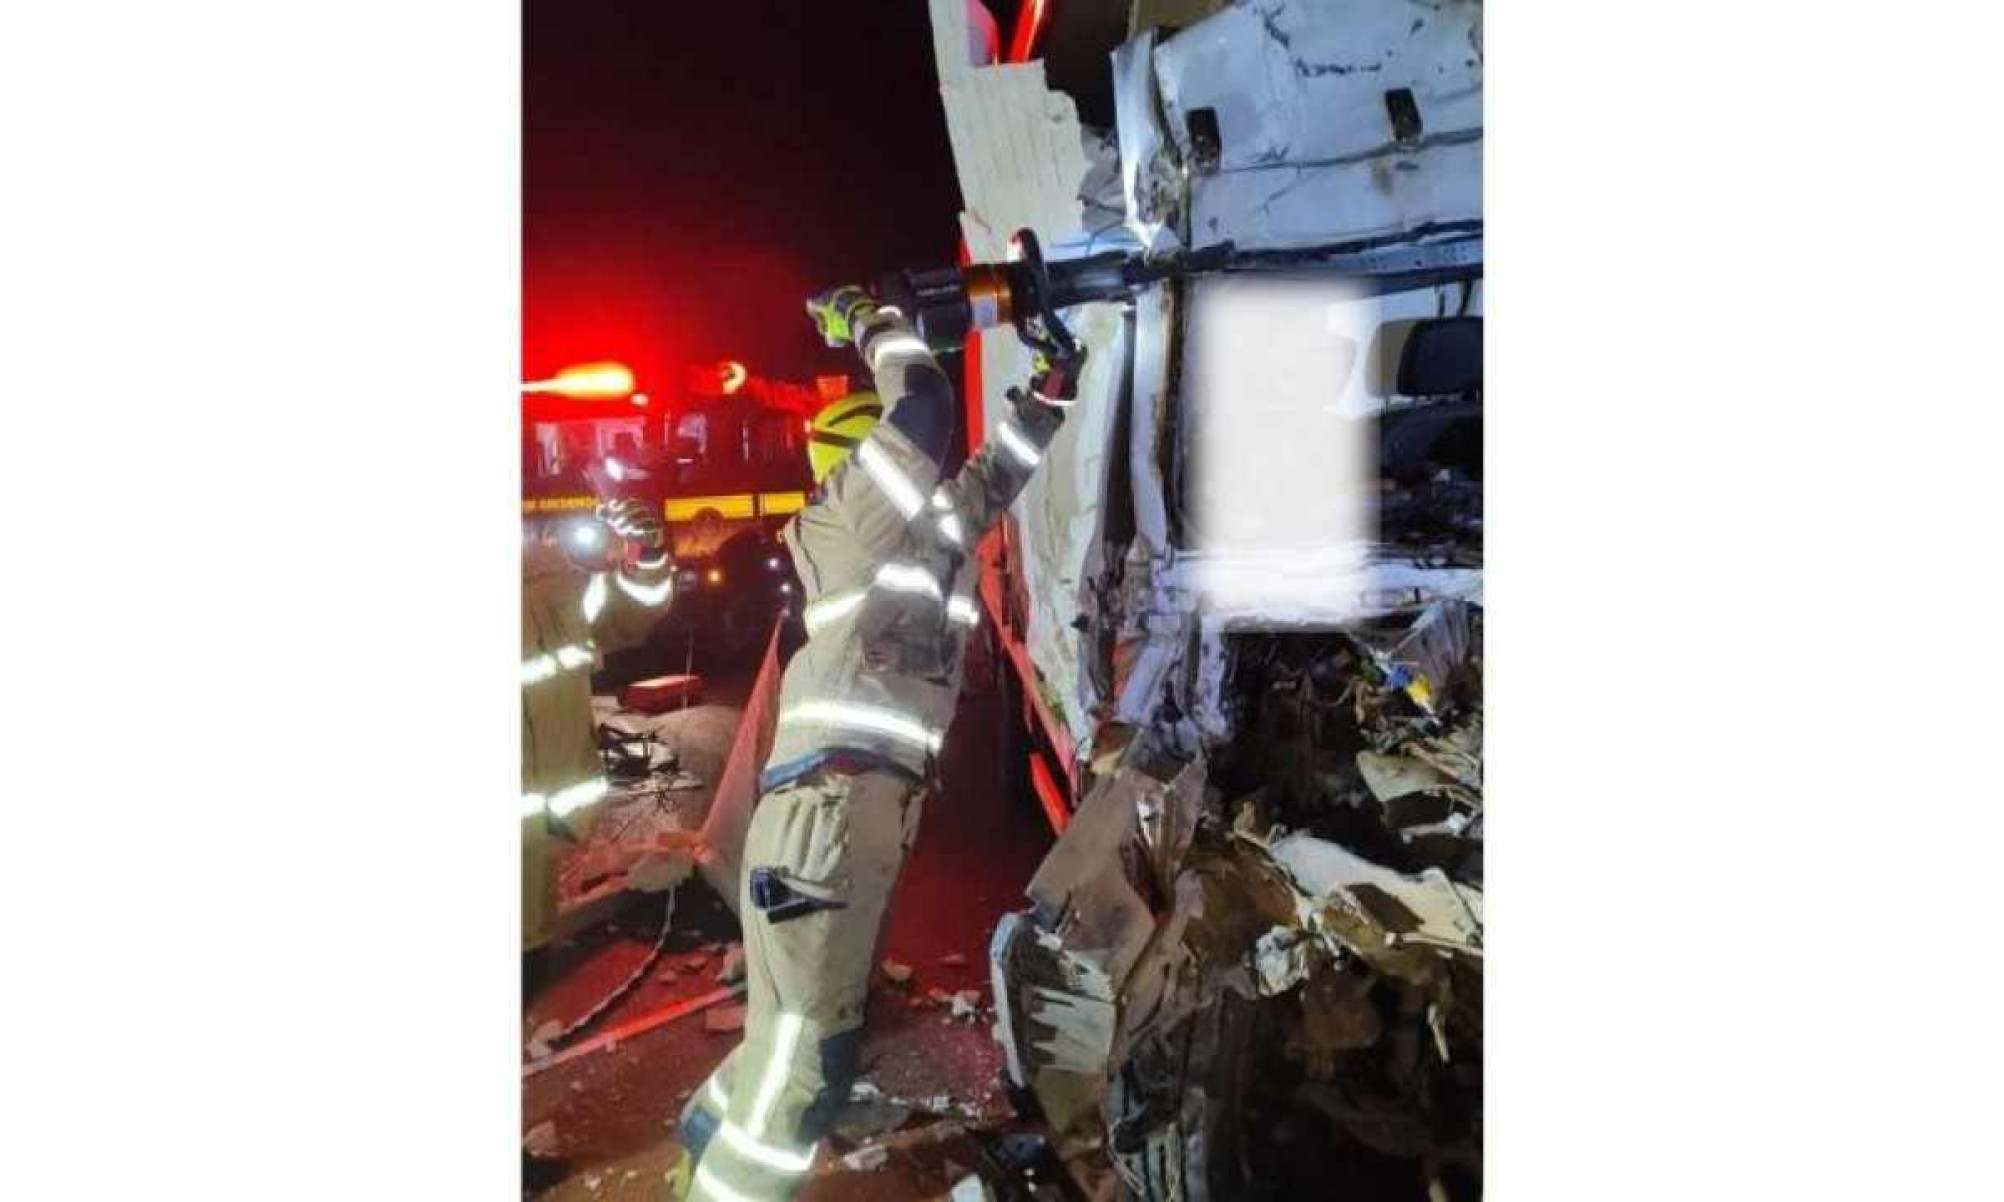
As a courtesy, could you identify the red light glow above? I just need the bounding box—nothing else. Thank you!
[1006,0,1050,63]
[522,361,636,399]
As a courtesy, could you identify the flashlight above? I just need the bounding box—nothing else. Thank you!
[561,518,618,571]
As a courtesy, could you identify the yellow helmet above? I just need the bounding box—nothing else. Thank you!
[807,392,883,484]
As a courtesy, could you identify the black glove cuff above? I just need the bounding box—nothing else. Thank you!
[1008,386,1067,445]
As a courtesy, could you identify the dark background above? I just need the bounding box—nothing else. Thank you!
[524,1,1019,388]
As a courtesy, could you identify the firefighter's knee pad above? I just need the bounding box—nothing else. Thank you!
[797,1026,863,1145]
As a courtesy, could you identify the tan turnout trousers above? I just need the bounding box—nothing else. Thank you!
[681,770,922,1200]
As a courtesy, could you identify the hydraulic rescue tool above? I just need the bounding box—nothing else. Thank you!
[870,229,1224,398]
[870,223,1484,367]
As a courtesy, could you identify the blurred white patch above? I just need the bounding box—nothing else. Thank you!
[1186,276,1378,615]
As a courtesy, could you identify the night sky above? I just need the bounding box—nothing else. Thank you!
[524,1,990,388]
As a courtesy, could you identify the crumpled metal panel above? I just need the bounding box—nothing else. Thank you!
[1157,1,1482,169]
[989,744,1212,1151]
[1260,830,1483,953]
[1175,546,1483,630]
[1148,0,1483,250]
[1112,30,1183,255]
[927,0,1096,261]
[1006,304,1131,751]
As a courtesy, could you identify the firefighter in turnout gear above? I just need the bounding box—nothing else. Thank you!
[521,496,675,952]
[676,286,1075,1201]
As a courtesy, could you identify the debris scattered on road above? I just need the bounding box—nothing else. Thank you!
[522,1120,560,1159]
[937,952,968,967]
[949,990,982,1022]
[881,958,914,984]
[832,1096,914,1141]
[841,1144,889,1172]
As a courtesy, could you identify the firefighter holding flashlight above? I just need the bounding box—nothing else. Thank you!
[674,288,1077,1201]
[521,496,676,954]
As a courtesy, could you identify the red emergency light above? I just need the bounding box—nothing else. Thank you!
[522,361,637,400]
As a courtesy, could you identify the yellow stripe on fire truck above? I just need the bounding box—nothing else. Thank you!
[664,494,757,522]
[522,494,598,514]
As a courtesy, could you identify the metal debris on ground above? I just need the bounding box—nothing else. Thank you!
[523,1119,560,1159]
[832,1096,915,1142]
[840,1144,889,1172]
[717,942,746,986]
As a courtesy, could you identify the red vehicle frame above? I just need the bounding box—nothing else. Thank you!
[964,0,1073,833]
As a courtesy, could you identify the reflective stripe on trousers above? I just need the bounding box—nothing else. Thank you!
[775,700,943,756]
[688,772,921,1202]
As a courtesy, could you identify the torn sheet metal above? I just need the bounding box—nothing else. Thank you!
[1002,302,1130,752]
[1025,748,1201,985]
[927,0,1146,754]
[1260,830,1482,954]
[1111,30,1182,255]
[1109,283,1190,730]
[1177,547,1482,630]
[927,0,1096,261]
[989,915,1119,1143]
[992,744,1212,1154]
[1150,0,1482,251]
[1251,924,1319,997]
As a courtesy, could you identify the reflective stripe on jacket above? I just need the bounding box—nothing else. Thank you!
[763,312,1054,789]
[521,540,675,822]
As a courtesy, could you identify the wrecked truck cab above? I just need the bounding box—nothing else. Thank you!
[930,1,1482,1197]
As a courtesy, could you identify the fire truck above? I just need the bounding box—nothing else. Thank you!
[522,360,846,648]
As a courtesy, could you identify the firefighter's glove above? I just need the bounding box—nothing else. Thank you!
[1027,344,1086,408]
[598,497,665,554]
[1005,388,1067,452]
[806,284,877,348]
